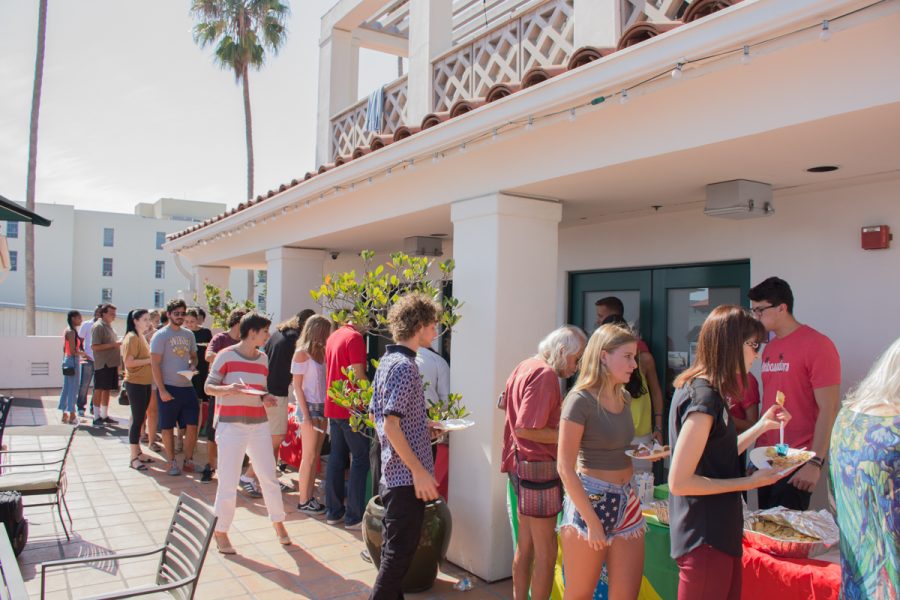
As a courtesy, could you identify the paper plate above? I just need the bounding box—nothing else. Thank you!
[625,447,671,460]
[749,446,815,474]
[177,370,197,380]
[241,388,268,396]
[434,418,475,431]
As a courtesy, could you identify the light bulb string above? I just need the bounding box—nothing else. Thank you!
[177,0,886,250]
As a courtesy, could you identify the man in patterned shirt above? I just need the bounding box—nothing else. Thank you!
[369,292,441,599]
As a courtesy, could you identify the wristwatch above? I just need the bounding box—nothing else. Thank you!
[809,456,825,469]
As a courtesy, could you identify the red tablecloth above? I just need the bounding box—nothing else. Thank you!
[741,540,841,600]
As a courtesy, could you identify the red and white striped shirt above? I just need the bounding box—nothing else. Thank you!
[207,346,269,426]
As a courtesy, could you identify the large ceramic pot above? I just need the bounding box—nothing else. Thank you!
[362,495,453,593]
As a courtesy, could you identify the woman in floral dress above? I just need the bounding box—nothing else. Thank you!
[830,336,900,600]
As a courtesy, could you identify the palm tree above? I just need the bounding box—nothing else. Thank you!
[25,0,49,336]
[190,0,290,202]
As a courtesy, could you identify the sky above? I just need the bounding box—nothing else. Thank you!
[0,0,400,214]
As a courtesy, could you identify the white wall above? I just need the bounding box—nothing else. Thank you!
[558,175,900,393]
[0,336,65,389]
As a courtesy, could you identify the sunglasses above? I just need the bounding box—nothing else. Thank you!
[744,340,762,351]
[169,311,186,317]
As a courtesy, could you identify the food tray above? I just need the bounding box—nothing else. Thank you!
[652,501,669,525]
[742,527,828,559]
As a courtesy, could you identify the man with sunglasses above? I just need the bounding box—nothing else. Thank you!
[748,277,840,510]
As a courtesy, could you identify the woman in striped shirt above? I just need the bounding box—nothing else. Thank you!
[205,312,290,554]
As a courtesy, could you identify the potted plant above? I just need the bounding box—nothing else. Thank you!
[313,250,468,592]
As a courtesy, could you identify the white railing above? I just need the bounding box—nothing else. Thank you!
[329,75,408,160]
[432,0,574,112]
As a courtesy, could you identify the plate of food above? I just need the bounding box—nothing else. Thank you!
[625,442,670,460]
[239,387,268,396]
[432,418,475,431]
[177,370,198,380]
[749,446,815,473]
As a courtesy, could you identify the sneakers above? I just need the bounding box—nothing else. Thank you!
[239,478,262,498]
[345,520,362,530]
[298,499,326,515]
[102,416,116,424]
[182,459,196,473]
[92,417,104,427]
[325,514,344,526]
[279,480,294,493]
[167,460,182,476]
[200,464,214,483]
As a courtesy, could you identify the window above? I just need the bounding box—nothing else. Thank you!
[101,288,113,303]
[103,228,114,247]
[154,290,165,308]
[256,293,267,313]
[102,257,113,277]
[6,222,18,238]
[9,250,17,272]
[156,231,166,250]
[256,270,267,284]
[155,260,165,279]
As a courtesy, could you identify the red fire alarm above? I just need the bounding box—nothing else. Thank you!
[861,225,892,250]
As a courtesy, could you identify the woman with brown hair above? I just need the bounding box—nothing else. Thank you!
[291,314,333,514]
[668,305,793,600]
[557,323,650,600]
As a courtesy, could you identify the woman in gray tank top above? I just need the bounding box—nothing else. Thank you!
[558,324,661,599]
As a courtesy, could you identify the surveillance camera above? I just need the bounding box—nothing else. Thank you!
[330,251,339,260]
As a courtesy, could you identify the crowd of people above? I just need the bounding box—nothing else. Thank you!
[501,277,897,600]
[52,275,896,600]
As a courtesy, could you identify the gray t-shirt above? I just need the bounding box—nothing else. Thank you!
[150,325,197,388]
[561,389,634,471]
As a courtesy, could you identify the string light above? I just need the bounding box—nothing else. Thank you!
[568,108,577,121]
[525,116,534,131]
[407,159,415,170]
[459,143,467,154]
[367,176,374,184]
[432,152,442,164]
[491,128,499,142]
[740,45,751,65]
[620,90,629,105]
[386,167,393,177]
[671,61,684,79]
[820,20,832,41]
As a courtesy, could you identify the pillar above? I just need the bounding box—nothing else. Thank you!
[265,248,326,324]
[406,0,453,125]
[574,0,622,49]
[447,193,562,581]
[316,28,360,166]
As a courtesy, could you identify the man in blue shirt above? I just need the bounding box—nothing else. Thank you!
[370,292,441,599]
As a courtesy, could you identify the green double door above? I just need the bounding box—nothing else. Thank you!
[569,261,751,432]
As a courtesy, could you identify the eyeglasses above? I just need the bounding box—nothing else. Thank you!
[744,340,762,351]
[750,305,777,317]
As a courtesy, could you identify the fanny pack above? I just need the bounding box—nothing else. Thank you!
[515,451,563,518]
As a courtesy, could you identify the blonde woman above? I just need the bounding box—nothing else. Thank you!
[830,336,900,599]
[291,315,332,514]
[557,324,652,600]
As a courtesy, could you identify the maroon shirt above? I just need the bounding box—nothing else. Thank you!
[501,357,562,473]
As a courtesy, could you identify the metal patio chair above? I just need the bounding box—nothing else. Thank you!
[39,493,217,600]
[0,425,77,540]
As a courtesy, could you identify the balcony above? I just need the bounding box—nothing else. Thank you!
[324,0,724,162]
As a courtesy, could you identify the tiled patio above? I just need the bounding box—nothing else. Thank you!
[5,394,513,599]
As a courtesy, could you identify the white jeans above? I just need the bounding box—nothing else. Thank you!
[214,421,285,532]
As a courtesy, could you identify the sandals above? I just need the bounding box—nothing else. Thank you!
[130,458,148,471]
[149,442,163,453]
[137,455,153,463]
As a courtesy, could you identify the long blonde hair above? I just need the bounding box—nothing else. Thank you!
[844,336,900,414]
[572,324,637,400]
[296,315,332,363]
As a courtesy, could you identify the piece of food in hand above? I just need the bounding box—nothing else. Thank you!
[775,390,786,406]
[765,447,812,469]
[634,443,652,457]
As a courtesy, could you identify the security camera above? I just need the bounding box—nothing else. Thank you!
[330,251,339,260]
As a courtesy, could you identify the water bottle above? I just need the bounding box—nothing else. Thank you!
[453,578,473,591]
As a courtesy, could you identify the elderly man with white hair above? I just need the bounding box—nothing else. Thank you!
[500,325,587,600]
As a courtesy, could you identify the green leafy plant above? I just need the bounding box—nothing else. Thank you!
[203,282,256,330]
[310,250,462,338]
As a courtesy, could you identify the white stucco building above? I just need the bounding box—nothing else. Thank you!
[0,197,255,337]
[164,0,900,581]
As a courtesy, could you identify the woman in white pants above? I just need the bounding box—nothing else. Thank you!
[205,312,290,554]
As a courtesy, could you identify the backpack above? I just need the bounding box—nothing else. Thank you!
[0,491,28,556]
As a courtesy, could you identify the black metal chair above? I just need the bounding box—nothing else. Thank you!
[0,426,77,540]
[0,396,13,451]
[39,493,217,600]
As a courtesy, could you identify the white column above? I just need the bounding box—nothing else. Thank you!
[447,193,562,582]
[265,248,325,324]
[574,0,622,49]
[316,28,360,166]
[407,0,453,125]
[194,265,231,312]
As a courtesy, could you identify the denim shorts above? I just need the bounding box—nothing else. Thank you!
[297,403,325,423]
[158,385,199,430]
[559,473,645,542]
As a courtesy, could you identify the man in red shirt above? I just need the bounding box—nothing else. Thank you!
[749,277,841,510]
[324,321,370,529]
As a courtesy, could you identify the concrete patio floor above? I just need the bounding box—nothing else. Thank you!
[6,394,513,599]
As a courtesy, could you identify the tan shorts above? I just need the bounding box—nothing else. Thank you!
[264,395,289,436]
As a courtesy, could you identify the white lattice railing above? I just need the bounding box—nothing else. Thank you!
[432,0,574,112]
[329,75,408,160]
